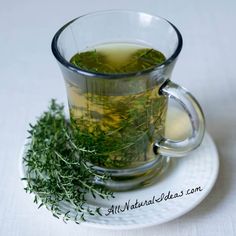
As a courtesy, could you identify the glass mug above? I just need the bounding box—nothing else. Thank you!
[51,10,205,191]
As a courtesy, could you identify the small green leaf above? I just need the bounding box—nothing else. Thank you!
[95,207,103,216]
[38,203,44,209]
[53,213,60,219]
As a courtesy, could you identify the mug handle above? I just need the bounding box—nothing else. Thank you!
[153,79,205,157]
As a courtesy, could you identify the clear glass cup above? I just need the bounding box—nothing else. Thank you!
[51,10,205,191]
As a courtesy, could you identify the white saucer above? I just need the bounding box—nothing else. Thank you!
[20,132,219,230]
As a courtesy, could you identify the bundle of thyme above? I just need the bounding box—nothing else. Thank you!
[21,99,114,223]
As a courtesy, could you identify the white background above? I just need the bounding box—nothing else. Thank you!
[1,0,236,235]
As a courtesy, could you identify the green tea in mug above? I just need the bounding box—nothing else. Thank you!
[67,43,167,169]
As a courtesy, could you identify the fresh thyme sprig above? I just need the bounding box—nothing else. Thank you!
[69,47,166,74]
[21,99,114,224]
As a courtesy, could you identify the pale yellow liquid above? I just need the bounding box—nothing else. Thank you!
[67,43,167,168]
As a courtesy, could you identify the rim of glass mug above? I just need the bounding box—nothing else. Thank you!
[51,10,183,78]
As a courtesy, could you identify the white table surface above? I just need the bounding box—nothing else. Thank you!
[1,0,236,235]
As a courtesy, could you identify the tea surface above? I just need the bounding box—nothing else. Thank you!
[70,43,165,74]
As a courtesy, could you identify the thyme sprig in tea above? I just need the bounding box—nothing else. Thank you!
[22,99,114,223]
[70,45,165,74]
[68,43,167,168]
